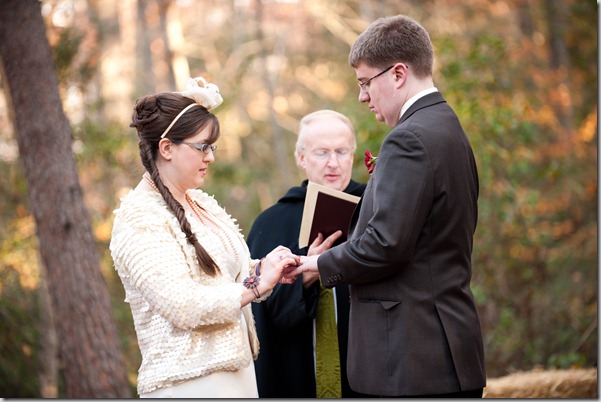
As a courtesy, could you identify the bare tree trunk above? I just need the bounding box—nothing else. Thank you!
[157,0,177,90]
[83,1,104,124]
[545,0,570,70]
[37,262,58,398]
[544,0,573,138]
[513,0,535,37]
[255,0,292,195]
[136,0,155,96]
[0,0,132,397]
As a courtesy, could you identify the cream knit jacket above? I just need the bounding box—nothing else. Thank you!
[110,188,267,395]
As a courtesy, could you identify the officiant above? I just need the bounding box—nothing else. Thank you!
[246,110,367,398]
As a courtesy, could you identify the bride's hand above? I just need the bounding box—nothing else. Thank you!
[259,246,300,288]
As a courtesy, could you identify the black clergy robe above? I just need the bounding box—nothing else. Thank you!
[246,179,366,398]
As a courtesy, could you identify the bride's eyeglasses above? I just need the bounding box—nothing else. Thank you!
[181,142,217,154]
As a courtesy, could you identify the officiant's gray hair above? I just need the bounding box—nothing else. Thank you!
[295,110,356,161]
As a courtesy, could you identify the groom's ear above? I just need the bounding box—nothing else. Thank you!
[393,63,410,87]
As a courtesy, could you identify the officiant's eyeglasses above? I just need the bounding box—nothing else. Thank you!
[309,149,352,160]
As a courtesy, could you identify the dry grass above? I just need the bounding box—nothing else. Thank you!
[483,367,597,398]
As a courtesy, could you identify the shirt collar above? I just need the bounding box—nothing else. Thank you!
[399,87,438,120]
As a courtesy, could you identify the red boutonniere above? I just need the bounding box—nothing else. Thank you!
[364,150,378,175]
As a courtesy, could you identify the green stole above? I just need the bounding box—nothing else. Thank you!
[315,285,342,398]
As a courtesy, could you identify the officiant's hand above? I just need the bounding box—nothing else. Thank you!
[310,230,343,255]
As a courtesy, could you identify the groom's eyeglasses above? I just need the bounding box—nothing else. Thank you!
[357,66,394,91]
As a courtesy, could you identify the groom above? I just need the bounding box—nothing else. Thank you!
[287,15,486,397]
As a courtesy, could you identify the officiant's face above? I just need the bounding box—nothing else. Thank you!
[297,118,356,192]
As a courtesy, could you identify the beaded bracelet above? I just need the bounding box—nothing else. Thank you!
[255,258,264,276]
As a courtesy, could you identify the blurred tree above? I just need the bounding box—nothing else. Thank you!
[135,0,154,96]
[157,0,177,90]
[256,0,294,192]
[435,0,597,376]
[0,0,131,397]
[544,0,573,135]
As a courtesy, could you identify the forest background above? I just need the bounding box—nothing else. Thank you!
[0,0,597,398]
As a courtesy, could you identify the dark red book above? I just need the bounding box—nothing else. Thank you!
[299,181,360,248]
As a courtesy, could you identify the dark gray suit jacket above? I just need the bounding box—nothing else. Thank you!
[318,92,486,396]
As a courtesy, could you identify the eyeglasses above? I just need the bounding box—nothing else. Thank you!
[181,142,217,154]
[357,65,394,91]
[309,148,352,161]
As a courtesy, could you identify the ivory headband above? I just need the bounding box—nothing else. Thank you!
[160,103,198,139]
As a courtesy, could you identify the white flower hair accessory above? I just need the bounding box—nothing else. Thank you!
[180,76,223,110]
[160,76,223,138]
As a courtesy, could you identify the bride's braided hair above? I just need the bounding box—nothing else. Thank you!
[130,92,220,276]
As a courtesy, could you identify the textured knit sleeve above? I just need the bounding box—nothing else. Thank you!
[110,191,243,330]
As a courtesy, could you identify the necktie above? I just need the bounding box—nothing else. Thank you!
[315,285,342,398]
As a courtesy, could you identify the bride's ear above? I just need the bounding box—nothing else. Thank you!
[158,138,174,161]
